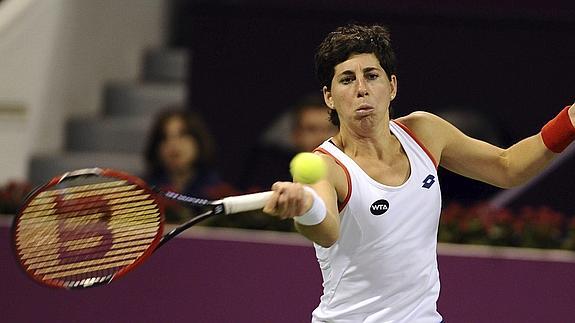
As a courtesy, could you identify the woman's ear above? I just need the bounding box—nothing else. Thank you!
[323,86,334,109]
[390,75,398,100]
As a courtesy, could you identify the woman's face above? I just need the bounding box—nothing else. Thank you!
[159,116,199,174]
[323,53,397,131]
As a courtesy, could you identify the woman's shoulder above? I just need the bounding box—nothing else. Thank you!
[395,110,454,138]
[394,111,450,165]
[395,111,439,129]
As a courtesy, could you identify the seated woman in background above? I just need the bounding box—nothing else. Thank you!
[143,108,237,222]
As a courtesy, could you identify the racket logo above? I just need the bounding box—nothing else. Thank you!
[55,195,113,265]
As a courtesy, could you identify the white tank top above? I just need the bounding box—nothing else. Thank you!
[312,121,443,323]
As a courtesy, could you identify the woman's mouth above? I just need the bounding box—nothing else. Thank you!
[355,104,375,117]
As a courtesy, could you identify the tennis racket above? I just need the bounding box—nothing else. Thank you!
[12,167,272,289]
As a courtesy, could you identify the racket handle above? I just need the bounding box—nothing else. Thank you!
[222,191,273,214]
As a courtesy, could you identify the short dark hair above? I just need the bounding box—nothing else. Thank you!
[144,108,216,177]
[315,24,397,126]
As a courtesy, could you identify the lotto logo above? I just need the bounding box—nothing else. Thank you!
[422,175,436,189]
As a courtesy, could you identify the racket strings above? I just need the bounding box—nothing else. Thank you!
[18,223,159,258]
[23,239,153,267]
[18,200,158,229]
[20,190,153,222]
[15,178,162,288]
[16,203,159,249]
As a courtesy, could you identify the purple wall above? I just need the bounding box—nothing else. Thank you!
[438,249,575,322]
[2,220,575,322]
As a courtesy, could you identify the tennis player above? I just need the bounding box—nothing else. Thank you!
[263,23,575,322]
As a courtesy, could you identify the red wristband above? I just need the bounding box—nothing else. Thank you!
[541,106,575,153]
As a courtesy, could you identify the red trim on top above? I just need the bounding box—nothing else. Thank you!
[314,147,352,212]
[392,120,438,169]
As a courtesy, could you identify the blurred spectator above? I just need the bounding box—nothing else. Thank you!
[240,92,337,191]
[292,93,340,153]
[224,93,336,232]
[143,108,238,222]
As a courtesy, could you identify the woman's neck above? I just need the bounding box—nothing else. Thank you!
[334,120,399,162]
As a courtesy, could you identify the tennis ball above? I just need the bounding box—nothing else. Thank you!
[290,152,327,184]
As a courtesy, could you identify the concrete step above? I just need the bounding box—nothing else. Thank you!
[29,152,144,185]
[103,81,186,116]
[66,115,153,154]
[142,48,190,83]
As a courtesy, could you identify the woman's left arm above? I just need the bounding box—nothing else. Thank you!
[399,103,575,188]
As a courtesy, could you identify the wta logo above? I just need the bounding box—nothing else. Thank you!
[370,199,390,216]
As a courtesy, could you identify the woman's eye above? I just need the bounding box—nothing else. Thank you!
[367,73,379,80]
[340,77,353,84]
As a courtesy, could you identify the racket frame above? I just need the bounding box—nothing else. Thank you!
[12,167,272,289]
[12,168,165,289]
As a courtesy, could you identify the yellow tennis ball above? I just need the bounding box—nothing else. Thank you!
[290,152,327,184]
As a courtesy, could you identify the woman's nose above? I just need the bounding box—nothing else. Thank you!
[356,77,368,97]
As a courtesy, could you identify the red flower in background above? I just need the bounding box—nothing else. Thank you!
[0,181,33,215]
[439,202,574,250]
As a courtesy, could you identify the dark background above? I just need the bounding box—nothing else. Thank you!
[168,0,575,210]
